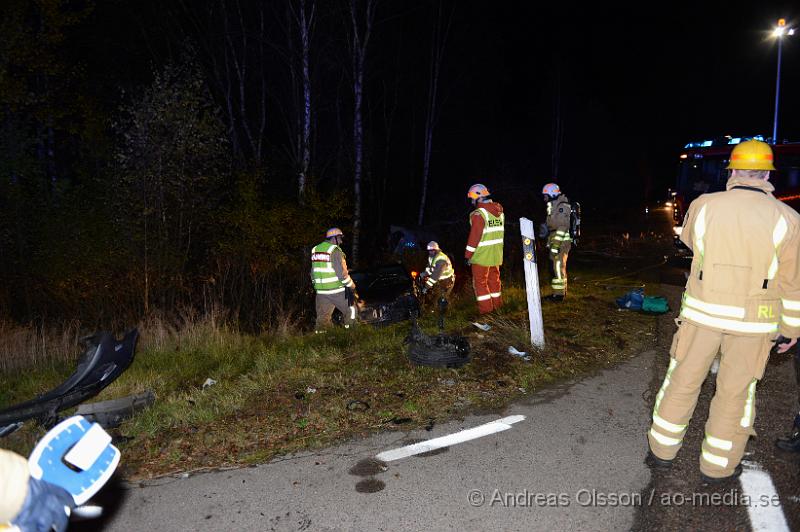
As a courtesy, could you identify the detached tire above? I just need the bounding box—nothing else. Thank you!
[406,333,470,368]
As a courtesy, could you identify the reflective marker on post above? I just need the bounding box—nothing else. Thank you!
[520,218,545,348]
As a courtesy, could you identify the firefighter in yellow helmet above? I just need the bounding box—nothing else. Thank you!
[419,241,455,308]
[647,139,800,482]
[310,227,358,332]
[542,182,571,300]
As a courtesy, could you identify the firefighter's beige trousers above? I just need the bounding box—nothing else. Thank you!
[547,239,570,296]
[648,321,772,478]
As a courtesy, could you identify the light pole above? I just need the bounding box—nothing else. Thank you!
[772,19,795,144]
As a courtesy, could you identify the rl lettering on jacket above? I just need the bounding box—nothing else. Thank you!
[487,219,503,227]
[758,305,775,319]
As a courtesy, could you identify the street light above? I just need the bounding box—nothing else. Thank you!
[772,18,795,144]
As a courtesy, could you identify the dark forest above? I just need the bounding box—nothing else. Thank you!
[0,0,797,326]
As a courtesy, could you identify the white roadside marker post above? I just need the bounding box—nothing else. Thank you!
[520,217,545,348]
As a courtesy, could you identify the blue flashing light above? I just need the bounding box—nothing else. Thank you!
[728,138,741,145]
[701,140,713,147]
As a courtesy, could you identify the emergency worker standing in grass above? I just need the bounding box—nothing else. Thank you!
[542,182,572,300]
[465,184,504,314]
[647,139,800,482]
[311,227,358,332]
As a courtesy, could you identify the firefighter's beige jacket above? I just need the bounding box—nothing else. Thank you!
[546,195,571,233]
[0,449,29,523]
[679,174,800,339]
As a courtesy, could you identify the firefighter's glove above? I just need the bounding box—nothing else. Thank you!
[538,223,549,239]
[12,477,75,532]
[464,258,471,268]
[772,335,799,356]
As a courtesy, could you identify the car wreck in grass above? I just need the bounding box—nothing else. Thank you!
[337,263,421,326]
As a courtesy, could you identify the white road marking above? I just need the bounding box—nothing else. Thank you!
[740,461,790,532]
[375,415,525,462]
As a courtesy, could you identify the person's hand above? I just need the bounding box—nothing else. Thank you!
[777,337,798,354]
[538,223,549,239]
[421,286,429,295]
[13,477,75,532]
[464,258,471,268]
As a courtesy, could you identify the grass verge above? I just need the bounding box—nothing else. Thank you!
[0,266,663,480]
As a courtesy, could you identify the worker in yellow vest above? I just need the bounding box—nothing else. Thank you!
[311,227,358,332]
[465,184,504,314]
[647,140,800,482]
[420,241,455,307]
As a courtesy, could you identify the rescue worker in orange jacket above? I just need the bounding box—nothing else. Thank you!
[420,241,455,307]
[311,227,358,331]
[465,184,504,314]
[542,183,572,300]
[647,139,800,482]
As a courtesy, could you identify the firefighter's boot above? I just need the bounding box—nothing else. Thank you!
[776,414,800,453]
[645,451,673,469]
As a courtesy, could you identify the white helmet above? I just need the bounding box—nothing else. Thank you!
[542,183,561,198]
[426,241,440,251]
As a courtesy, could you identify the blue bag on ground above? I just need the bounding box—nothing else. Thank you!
[615,289,644,310]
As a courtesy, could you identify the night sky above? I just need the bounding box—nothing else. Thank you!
[6,1,800,218]
[424,1,800,211]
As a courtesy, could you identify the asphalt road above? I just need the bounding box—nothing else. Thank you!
[87,348,658,532]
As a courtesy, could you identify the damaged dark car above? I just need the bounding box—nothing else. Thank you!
[336,263,420,326]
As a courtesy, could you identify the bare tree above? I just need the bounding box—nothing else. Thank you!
[347,0,377,266]
[551,67,564,181]
[417,0,454,226]
[285,0,316,200]
[168,0,269,167]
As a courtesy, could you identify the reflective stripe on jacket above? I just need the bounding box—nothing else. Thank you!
[468,206,505,266]
[311,241,354,294]
[678,176,800,337]
[425,251,454,286]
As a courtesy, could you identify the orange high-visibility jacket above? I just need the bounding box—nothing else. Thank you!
[679,174,800,338]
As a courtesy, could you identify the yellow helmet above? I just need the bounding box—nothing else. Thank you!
[726,139,776,171]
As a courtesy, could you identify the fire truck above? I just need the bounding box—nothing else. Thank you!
[672,136,800,250]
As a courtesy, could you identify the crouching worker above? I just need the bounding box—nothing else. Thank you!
[1,448,75,532]
[311,227,358,332]
[420,241,455,309]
